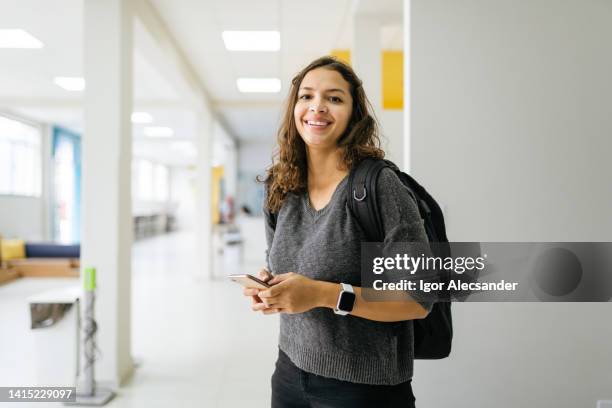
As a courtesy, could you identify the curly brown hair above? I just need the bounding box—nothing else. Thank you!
[260,56,384,213]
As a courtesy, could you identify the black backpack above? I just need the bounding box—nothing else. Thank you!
[348,158,453,359]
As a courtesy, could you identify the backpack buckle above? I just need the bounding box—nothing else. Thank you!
[353,185,367,201]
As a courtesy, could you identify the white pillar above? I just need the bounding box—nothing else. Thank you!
[353,5,407,168]
[82,0,134,388]
[403,0,412,172]
[195,109,213,280]
[353,12,406,168]
[352,15,383,116]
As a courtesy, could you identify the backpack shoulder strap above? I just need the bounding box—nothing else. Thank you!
[268,210,277,230]
[347,158,390,242]
[263,182,278,231]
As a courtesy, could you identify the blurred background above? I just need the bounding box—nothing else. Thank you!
[0,0,610,407]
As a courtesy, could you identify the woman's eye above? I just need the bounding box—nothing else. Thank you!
[330,96,342,103]
[299,94,311,100]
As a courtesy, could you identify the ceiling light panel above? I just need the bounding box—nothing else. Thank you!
[236,78,281,93]
[0,29,44,48]
[222,31,280,51]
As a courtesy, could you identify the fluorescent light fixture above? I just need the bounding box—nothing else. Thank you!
[131,112,153,124]
[236,78,281,93]
[54,77,85,91]
[222,30,280,51]
[144,126,174,137]
[0,29,44,48]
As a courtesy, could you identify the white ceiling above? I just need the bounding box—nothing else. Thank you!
[0,0,191,164]
[150,0,352,101]
[0,0,404,163]
[150,0,355,143]
[0,0,83,100]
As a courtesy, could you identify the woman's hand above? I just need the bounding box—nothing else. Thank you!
[242,268,278,314]
[256,272,326,314]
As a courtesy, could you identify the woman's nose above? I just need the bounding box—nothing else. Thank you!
[309,103,328,113]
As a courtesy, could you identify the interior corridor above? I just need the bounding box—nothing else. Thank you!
[0,231,279,407]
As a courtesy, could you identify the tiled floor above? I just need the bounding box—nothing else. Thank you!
[0,231,279,407]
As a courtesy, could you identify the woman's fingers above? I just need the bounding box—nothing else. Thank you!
[251,302,279,312]
[258,282,284,298]
[267,272,293,285]
[258,268,273,282]
[251,300,282,313]
[261,296,280,308]
[251,302,267,311]
[243,287,260,297]
[247,268,280,314]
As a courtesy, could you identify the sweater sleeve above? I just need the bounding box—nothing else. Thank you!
[375,167,437,312]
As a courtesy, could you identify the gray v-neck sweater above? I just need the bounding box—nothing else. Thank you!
[264,167,432,385]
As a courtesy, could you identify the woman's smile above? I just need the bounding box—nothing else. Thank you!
[303,117,333,132]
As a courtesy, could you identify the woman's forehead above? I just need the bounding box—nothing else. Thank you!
[300,68,350,92]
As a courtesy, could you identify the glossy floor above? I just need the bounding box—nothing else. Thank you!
[0,230,279,407]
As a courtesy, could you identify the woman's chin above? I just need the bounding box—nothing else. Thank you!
[302,133,334,149]
[305,141,332,152]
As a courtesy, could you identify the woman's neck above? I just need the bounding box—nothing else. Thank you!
[306,147,347,190]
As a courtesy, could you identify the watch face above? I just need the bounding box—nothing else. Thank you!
[338,291,356,312]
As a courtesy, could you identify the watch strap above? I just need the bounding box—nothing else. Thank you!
[341,283,354,293]
[334,283,355,316]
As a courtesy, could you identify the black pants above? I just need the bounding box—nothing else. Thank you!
[271,349,416,408]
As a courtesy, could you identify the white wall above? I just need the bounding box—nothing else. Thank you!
[238,140,274,174]
[408,0,612,406]
[237,140,275,215]
[0,196,45,241]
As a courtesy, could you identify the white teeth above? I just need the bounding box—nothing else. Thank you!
[306,121,329,126]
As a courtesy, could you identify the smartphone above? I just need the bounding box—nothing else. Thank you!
[228,274,270,289]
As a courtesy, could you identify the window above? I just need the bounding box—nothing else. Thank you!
[0,115,42,196]
[52,127,81,244]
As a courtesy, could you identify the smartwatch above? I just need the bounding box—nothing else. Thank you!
[334,283,356,316]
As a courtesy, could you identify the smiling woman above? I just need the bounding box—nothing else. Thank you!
[261,56,383,214]
[240,56,432,408]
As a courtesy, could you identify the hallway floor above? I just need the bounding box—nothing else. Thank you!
[0,231,279,407]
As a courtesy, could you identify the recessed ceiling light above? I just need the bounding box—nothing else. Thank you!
[236,78,281,93]
[0,29,44,49]
[54,77,85,91]
[222,31,280,51]
[131,112,153,124]
[144,126,174,137]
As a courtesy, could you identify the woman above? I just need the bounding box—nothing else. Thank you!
[243,56,432,407]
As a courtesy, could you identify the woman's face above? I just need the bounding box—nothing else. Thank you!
[294,67,353,151]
